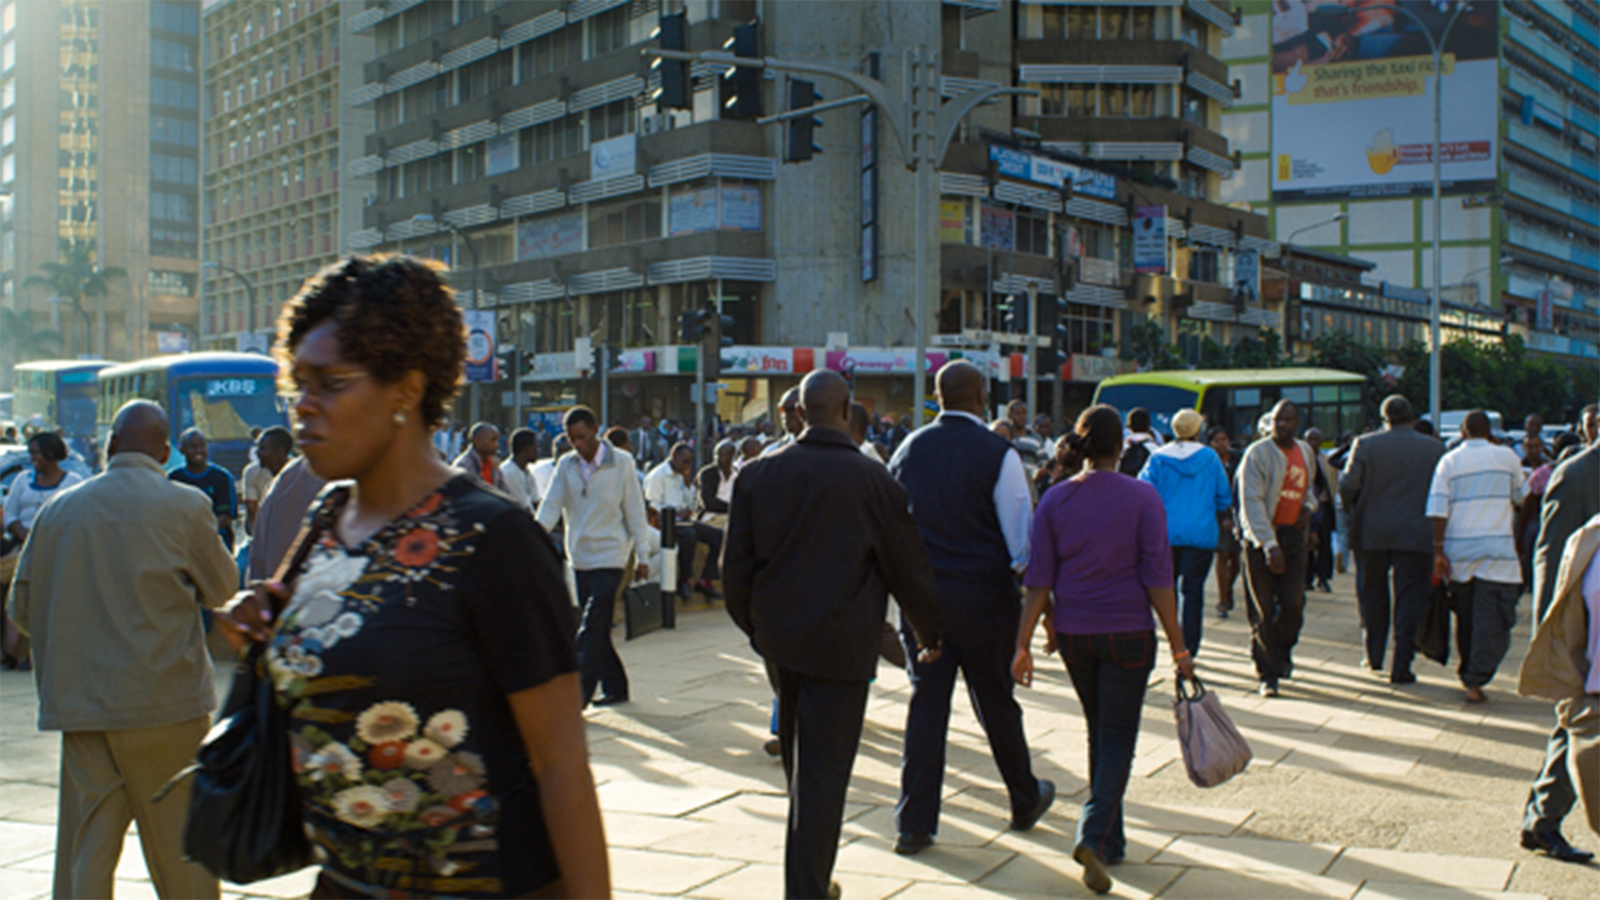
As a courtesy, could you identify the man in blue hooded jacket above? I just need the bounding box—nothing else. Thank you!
[1140,408,1233,655]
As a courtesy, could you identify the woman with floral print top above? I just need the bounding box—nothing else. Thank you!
[219,255,608,899]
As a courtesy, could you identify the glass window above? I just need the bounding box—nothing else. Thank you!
[1066,84,1095,116]
[1281,386,1311,404]
[587,195,662,248]
[1066,6,1095,39]
[588,7,629,57]
[1095,383,1201,436]
[1233,388,1260,407]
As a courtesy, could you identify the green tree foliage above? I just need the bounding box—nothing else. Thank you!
[1122,316,1184,370]
[21,240,126,358]
[0,309,65,362]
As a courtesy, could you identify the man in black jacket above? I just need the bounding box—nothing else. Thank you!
[886,361,1053,856]
[723,369,944,900]
[1338,395,1444,683]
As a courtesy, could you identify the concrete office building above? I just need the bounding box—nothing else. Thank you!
[199,0,376,351]
[348,0,1266,429]
[1220,0,1599,365]
[0,0,203,377]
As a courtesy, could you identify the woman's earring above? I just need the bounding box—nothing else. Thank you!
[393,409,407,427]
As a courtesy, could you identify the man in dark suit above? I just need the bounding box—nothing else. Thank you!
[886,361,1054,855]
[723,370,944,900]
[1519,432,1600,864]
[1338,394,1444,683]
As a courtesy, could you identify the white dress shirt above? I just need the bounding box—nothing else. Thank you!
[941,411,1032,571]
[643,460,697,516]
[499,457,538,511]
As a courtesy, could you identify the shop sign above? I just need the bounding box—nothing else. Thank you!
[721,346,815,374]
[1065,353,1127,383]
[612,349,655,373]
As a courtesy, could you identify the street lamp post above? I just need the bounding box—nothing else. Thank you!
[413,214,483,422]
[1383,1,1469,429]
[201,260,257,351]
[1280,213,1348,351]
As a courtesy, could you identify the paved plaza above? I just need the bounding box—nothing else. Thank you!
[2,575,1598,899]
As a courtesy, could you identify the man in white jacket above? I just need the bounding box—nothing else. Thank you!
[536,405,653,707]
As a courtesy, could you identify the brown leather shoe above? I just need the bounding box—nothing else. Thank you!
[1464,686,1487,704]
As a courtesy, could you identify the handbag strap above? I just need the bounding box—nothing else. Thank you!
[267,484,352,619]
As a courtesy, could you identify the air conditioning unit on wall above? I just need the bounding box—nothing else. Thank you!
[640,112,673,137]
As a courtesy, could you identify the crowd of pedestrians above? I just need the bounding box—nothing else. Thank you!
[2,251,1597,899]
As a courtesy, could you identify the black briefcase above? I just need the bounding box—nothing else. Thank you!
[1414,580,1451,666]
[624,581,665,640]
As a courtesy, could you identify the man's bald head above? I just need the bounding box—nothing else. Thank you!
[936,360,986,416]
[799,370,851,433]
[109,401,171,463]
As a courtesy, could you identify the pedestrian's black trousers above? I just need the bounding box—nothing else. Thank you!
[1243,525,1307,681]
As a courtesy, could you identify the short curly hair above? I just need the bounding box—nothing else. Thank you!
[276,254,465,430]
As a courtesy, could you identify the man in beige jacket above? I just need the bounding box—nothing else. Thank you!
[1519,513,1600,847]
[8,400,239,899]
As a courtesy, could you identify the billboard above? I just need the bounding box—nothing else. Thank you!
[1270,1,1498,201]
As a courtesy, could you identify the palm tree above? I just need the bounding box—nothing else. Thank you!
[0,308,65,388]
[21,239,126,358]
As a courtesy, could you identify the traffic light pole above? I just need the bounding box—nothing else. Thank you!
[645,45,1035,427]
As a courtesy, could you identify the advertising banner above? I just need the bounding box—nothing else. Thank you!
[517,212,583,260]
[940,199,967,244]
[720,183,762,231]
[980,202,1014,251]
[1235,247,1260,302]
[669,186,719,235]
[463,310,496,383]
[825,350,950,374]
[1270,1,1499,201]
[1132,206,1168,275]
[590,133,637,181]
[156,331,190,353]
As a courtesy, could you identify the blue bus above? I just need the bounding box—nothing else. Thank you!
[13,359,115,462]
[96,352,288,476]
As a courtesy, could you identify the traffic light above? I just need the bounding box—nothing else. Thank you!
[722,22,762,120]
[654,12,690,111]
[704,306,733,382]
[1008,293,1031,334]
[680,309,708,344]
[784,78,823,163]
[495,346,514,382]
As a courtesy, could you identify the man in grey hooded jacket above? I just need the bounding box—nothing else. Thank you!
[1237,400,1319,697]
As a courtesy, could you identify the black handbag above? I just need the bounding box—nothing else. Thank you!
[1414,579,1451,666]
[162,491,341,883]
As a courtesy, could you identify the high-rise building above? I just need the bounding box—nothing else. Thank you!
[346,0,1266,428]
[1220,0,1599,365]
[0,0,203,376]
[198,0,376,351]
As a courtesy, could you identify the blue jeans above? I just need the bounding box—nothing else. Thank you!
[1059,630,1155,862]
[1171,546,1213,656]
[574,568,628,705]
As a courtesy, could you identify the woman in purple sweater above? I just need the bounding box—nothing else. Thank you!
[1013,404,1195,895]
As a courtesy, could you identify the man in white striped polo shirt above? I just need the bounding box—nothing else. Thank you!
[1428,410,1529,704]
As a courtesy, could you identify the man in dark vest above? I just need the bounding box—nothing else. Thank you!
[886,360,1054,855]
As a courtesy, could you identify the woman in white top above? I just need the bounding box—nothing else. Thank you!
[3,432,83,670]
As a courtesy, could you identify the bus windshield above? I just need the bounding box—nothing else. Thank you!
[173,376,283,442]
[1093,383,1201,435]
[57,380,100,437]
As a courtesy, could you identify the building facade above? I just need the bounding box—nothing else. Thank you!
[1,0,203,378]
[346,0,1267,430]
[1220,0,1599,366]
[199,0,376,352]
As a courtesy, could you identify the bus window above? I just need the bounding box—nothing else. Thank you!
[1232,388,1260,407]
[1313,385,1340,404]
[1281,386,1310,405]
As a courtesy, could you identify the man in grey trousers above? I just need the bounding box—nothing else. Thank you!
[1339,395,1444,683]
